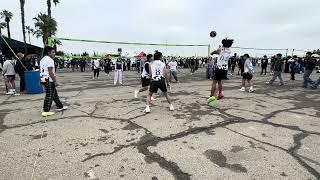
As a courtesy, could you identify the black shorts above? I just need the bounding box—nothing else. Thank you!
[141,77,150,87]
[242,72,253,80]
[213,69,228,81]
[149,79,167,93]
[4,75,15,81]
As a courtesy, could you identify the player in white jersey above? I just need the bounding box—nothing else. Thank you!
[134,54,156,99]
[168,58,179,83]
[208,38,234,102]
[144,51,174,113]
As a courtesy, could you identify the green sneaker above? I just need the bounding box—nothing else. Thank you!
[41,112,55,117]
[208,96,216,103]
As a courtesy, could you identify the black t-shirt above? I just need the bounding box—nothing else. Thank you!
[274,59,283,71]
[305,58,316,70]
[145,63,150,74]
[262,58,268,66]
[230,57,237,65]
[190,59,195,66]
[239,58,245,67]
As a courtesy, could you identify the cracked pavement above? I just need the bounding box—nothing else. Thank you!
[0,68,319,180]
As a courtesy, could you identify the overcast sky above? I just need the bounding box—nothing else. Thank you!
[1,0,319,56]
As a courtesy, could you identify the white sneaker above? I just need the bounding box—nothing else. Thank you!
[151,97,157,101]
[169,104,174,111]
[6,91,14,95]
[239,87,246,92]
[134,90,139,98]
[144,106,151,113]
[57,106,68,112]
[265,81,270,84]
[249,87,254,93]
[41,112,55,117]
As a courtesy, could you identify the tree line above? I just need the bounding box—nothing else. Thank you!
[0,0,60,54]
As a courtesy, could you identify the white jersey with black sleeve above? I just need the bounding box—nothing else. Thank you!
[217,48,232,70]
[141,62,150,78]
[151,60,165,81]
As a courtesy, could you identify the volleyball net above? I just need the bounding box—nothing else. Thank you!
[48,37,211,59]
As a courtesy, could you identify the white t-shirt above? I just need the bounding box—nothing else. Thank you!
[217,48,231,70]
[40,56,55,81]
[92,59,101,69]
[168,61,178,71]
[151,60,165,80]
[244,58,254,73]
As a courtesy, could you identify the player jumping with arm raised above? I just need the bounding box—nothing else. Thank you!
[208,38,234,103]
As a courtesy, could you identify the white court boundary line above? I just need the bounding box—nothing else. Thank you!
[30,116,48,180]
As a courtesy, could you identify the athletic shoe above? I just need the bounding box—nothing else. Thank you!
[217,93,224,100]
[151,97,157,101]
[5,91,14,95]
[208,96,216,103]
[41,112,55,117]
[14,93,20,96]
[239,87,246,92]
[134,90,139,98]
[169,104,175,111]
[57,106,68,112]
[249,87,254,93]
[144,106,151,113]
[265,82,270,84]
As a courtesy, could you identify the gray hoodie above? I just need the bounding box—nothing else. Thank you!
[2,60,16,76]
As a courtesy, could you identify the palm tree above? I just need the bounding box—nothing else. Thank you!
[0,22,6,35]
[0,10,13,38]
[20,0,27,53]
[47,0,59,38]
[33,13,57,45]
[25,26,34,44]
[47,0,60,18]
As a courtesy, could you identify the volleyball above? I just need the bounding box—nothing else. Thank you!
[210,31,217,38]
